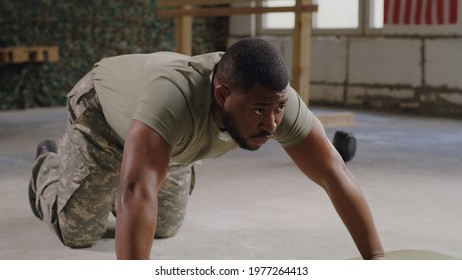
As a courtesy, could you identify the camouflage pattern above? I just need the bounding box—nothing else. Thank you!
[30,73,195,248]
[0,0,228,110]
[155,163,195,238]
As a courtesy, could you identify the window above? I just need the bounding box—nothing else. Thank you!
[259,0,384,35]
[369,0,384,29]
[261,0,295,30]
[312,0,359,29]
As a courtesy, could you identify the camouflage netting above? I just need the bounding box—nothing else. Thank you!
[0,0,229,110]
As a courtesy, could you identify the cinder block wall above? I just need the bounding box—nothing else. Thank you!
[0,0,228,110]
[310,36,462,117]
[253,34,462,117]
[228,3,462,118]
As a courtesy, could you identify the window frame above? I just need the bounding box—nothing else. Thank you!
[256,0,383,36]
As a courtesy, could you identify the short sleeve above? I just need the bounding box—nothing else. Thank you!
[273,87,314,148]
[133,78,193,147]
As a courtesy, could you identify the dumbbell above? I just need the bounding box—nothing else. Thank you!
[333,131,356,162]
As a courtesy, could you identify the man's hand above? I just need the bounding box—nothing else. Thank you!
[365,253,386,260]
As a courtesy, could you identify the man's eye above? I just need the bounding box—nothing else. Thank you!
[254,109,264,115]
[276,105,286,112]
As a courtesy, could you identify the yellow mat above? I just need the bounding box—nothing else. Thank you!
[350,249,459,260]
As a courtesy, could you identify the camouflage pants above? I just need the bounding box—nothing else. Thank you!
[30,72,195,248]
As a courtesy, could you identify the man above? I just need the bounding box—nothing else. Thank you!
[29,38,385,259]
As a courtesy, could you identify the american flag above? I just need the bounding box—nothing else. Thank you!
[384,0,458,25]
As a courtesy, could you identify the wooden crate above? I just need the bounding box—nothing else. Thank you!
[0,46,59,64]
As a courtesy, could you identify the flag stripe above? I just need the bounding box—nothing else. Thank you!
[384,0,390,24]
[415,0,424,24]
[425,0,434,24]
[393,0,402,24]
[404,0,412,24]
[449,0,458,23]
[385,0,458,26]
[436,0,444,24]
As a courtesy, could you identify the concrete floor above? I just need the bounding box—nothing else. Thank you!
[1,106,461,260]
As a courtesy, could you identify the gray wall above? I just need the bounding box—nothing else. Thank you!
[229,3,462,118]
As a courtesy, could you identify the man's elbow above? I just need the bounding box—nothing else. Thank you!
[116,181,159,217]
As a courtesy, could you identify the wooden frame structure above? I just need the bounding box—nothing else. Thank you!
[156,0,316,104]
[156,0,355,127]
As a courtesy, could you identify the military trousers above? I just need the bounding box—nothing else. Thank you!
[30,72,195,248]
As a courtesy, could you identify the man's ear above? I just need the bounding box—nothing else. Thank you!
[213,84,231,108]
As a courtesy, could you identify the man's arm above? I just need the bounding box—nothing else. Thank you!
[115,119,171,259]
[284,117,385,260]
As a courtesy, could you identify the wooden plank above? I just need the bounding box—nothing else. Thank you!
[157,5,317,18]
[317,112,355,128]
[174,5,193,55]
[157,0,253,7]
[292,0,312,105]
[0,46,59,64]
[34,46,59,63]
[0,47,28,63]
[45,46,59,62]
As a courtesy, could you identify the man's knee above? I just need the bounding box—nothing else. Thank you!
[155,224,181,239]
[60,228,105,248]
[62,239,94,249]
[56,213,107,248]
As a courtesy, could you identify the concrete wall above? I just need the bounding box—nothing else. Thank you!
[228,3,462,118]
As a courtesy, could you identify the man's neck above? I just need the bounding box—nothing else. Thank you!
[211,93,225,131]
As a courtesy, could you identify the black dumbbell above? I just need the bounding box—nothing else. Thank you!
[333,131,356,162]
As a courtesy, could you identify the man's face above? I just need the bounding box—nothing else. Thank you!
[221,83,288,151]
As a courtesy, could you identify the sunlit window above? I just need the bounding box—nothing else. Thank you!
[369,0,384,29]
[312,0,359,29]
[261,0,295,29]
[260,0,384,33]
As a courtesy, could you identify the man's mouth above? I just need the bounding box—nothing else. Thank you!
[251,133,273,145]
[252,137,269,145]
[253,131,274,138]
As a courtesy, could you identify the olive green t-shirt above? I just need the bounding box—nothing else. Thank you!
[93,51,314,165]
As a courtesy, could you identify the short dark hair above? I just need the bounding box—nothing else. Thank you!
[215,37,289,92]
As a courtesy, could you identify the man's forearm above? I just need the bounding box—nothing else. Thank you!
[115,192,158,259]
[325,172,385,259]
[325,166,384,259]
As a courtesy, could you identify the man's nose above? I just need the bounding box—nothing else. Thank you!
[260,112,278,133]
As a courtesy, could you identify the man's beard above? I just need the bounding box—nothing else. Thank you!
[222,113,258,151]
[222,112,273,151]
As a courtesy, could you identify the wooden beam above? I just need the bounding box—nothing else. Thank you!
[291,0,312,105]
[174,5,192,55]
[156,1,353,128]
[157,5,317,18]
[157,0,255,7]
